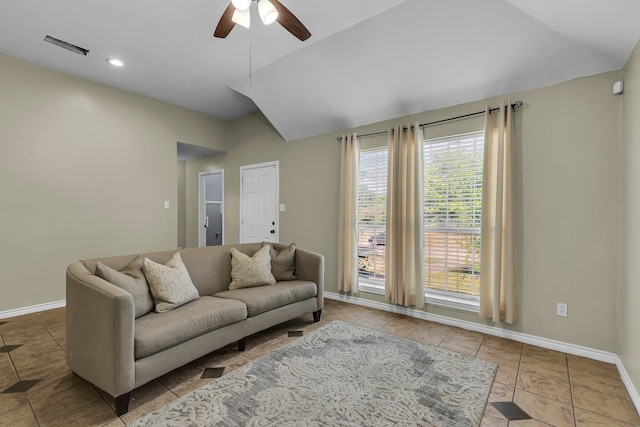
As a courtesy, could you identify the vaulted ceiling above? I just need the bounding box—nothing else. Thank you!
[2,0,640,141]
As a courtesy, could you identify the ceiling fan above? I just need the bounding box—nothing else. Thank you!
[214,0,311,41]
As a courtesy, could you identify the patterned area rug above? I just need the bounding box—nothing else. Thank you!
[130,320,497,426]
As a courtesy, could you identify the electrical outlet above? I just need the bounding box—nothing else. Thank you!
[556,303,568,317]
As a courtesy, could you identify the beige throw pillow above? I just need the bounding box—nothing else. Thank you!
[262,242,297,281]
[229,245,276,290]
[96,255,154,318]
[143,252,200,313]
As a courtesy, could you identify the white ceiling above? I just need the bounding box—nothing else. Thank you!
[1,0,640,142]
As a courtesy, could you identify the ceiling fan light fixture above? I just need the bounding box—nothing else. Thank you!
[258,0,278,25]
[231,0,251,11]
[232,8,250,29]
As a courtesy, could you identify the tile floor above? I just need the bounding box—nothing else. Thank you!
[0,299,638,426]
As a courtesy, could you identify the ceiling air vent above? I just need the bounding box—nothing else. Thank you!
[44,35,89,56]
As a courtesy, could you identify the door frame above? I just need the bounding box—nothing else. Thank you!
[198,169,225,247]
[239,161,279,243]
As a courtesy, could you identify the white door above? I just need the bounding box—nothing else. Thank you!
[199,170,224,247]
[240,161,279,243]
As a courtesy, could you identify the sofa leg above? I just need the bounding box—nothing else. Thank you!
[313,310,322,322]
[238,338,246,352]
[115,392,131,416]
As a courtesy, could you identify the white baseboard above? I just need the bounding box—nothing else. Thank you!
[325,291,640,413]
[0,300,66,320]
[617,358,640,415]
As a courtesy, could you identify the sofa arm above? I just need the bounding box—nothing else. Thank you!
[294,248,324,310]
[66,262,136,397]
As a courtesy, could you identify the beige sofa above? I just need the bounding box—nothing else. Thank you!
[65,243,324,415]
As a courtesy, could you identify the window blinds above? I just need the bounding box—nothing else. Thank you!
[357,148,388,281]
[423,133,484,297]
[355,132,484,297]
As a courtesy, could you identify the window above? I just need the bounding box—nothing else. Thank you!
[423,132,483,305]
[355,132,484,309]
[357,148,387,286]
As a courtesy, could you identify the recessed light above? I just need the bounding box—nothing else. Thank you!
[106,58,124,67]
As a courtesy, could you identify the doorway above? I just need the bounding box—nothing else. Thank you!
[198,170,224,247]
[240,161,279,243]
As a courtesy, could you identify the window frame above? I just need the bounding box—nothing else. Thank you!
[422,131,484,312]
[355,132,483,313]
[356,147,388,287]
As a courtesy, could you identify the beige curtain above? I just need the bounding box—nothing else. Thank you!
[480,101,517,323]
[385,124,425,308]
[338,133,360,293]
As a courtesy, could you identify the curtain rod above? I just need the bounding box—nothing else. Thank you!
[336,100,523,142]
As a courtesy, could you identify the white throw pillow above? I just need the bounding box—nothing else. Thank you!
[143,252,199,313]
[229,245,276,290]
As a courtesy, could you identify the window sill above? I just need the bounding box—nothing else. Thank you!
[358,279,385,295]
[425,292,479,313]
[358,279,479,313]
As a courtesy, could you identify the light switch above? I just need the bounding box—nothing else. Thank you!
[164,201,170,209]
[279,204,286,212]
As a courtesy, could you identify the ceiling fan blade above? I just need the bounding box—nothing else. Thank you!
[214,2,236,38]
[271,0,311,41]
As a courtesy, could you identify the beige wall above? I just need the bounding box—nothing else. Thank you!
[186,71,623,352]
[185,113,342,273]
[177,161,187,249]
[0,47,628,360]
[0,54,227,312]
[620,40,640,395]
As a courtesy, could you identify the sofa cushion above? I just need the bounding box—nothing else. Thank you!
[263,242,297,281]
[134,296,247,359]
[143,252,200,313]
[215,280,317,317]
[229,246,276,290]
[95,255,153,318]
